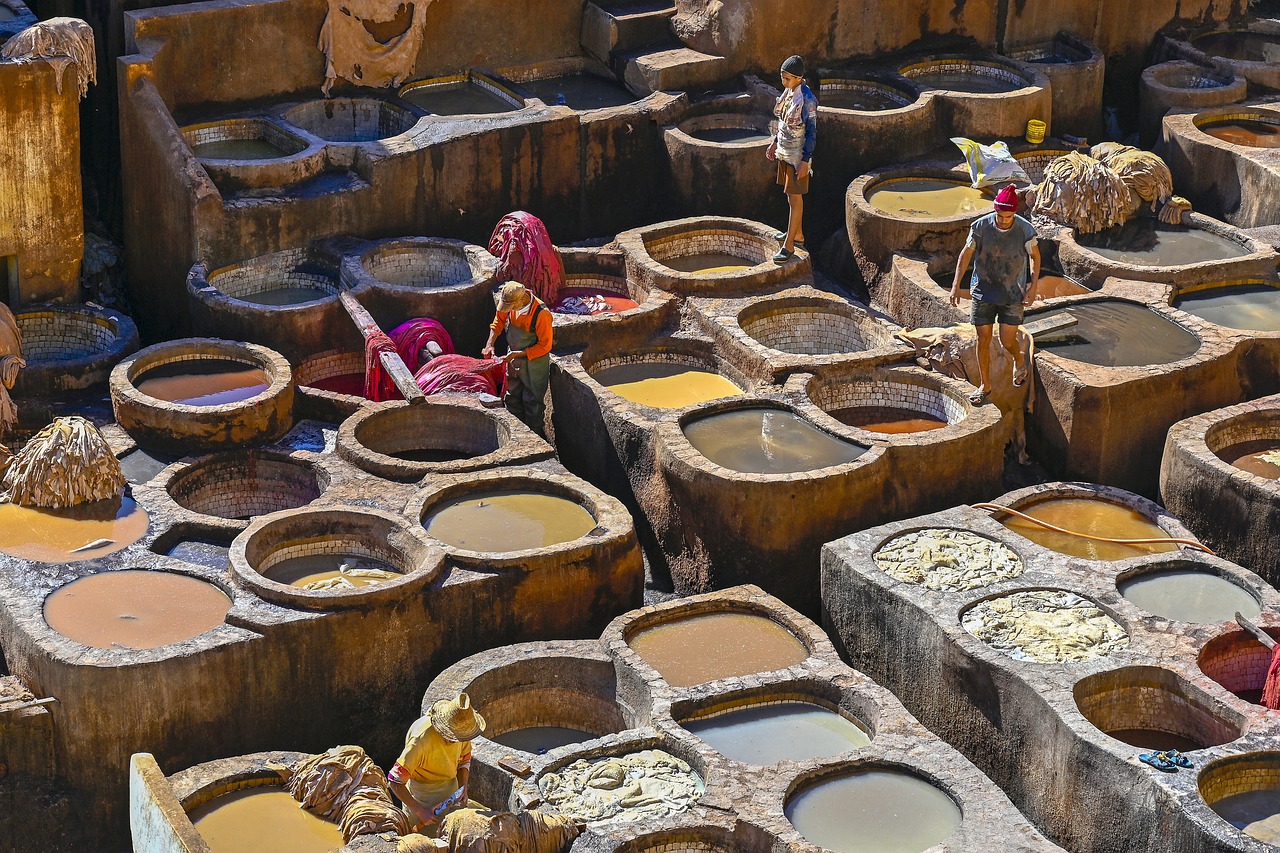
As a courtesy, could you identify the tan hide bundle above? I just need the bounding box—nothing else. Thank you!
[1,417,124,508]
[1090,143,1176,216]
[285,745,410,842]
[318,0,432,95]
[1032,152,1129,234]
[0,17,96,97]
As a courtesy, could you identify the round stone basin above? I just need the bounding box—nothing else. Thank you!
[522,73,637,111]
[679,113,772,144]
[1074,666,1242,753]
[264,552,400,590]
[0,497,149,562]
[819,77,917,111]
[340,401,508,479]
[962,590,1129,663]
[738,300,893,356]
[208,258,338,307]
[1075,219,1249,266]
[182,118,307,161]
[1175,282,1280,330]
[361,242,476,288]
[628,611,808,687]
[682,701,870,765]
[399,79,521,115]
[1119,568,1259,623]
[1194,31,1280,62]
[867,178,992,219]
[593,362,741,409]
[1198,114,1280,148]
[901,58,1028,94]
[44,570,231,650]
[874,528,1023,591]
[682,408,867,474]
[834,407,946,433]
[1200,754,1280,846]
[134,358,271,406]
[296,349,364,398]
[785,768,961,853]
[167,454,326,520]
[1033,301,1200,367]
[1216,438,1280,479]
[661,253,755,275]
[422,490,596,552]
[189,787,344,853]
[997,498,1177,560]
[488,726,597,755]
[281,97,417,142]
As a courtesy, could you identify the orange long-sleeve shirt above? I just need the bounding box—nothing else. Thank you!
[489,297,554,360]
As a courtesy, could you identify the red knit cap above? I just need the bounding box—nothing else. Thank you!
[994,184,1019,211]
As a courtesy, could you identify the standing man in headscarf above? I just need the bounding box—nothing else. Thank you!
[483,281,554,436]
[766,54,818,263]
[388,693,486,833]
[949,184,1040,404]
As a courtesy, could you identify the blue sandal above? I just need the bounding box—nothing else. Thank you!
[1165,750,1193,768]
[1139,752,1178,772]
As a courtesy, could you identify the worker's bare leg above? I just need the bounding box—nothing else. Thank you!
[974,323,994,393]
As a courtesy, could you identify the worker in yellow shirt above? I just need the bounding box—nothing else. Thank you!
[482,282,554,435]
[387,693,486,832]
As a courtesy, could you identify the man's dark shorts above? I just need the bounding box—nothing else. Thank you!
[971,298,1024,327]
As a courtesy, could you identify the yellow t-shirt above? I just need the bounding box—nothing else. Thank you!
[390,716,471,789]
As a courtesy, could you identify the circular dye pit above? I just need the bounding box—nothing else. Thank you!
[489,726,597,755]
[14,304,139,397]
[1074,667,1241,753]
[1075,219,1249,267]
[134,359,270,406]
[281,97,417,142]
[682,114,773,145]
[0,497,149,562]
[189,787,344,853]
[682,701,870,765]
[183,119,307,161]
[264,552,400,590]
[682,408,867,474]
[962,590,1129,663]
[874,528,1023,591]
[44,570,231,650]
[1195,31,1280,63]
[901,58,1027,94]
[661,253,755,275]
[423,490,596,551]
[593,362,741,409]
[296,349,364,398]
[785,768,961,853]
[167,454,325,520]
[1199,116,1280,148]
[1033,301,1199,367]
[523,73,637,111]
[400,79,520,115]
[1216,439,1280,479]
[867,179,992,219]
[552,286,639,316]
[628,611,808,687]
[208,258,338,307]
[1200,755,1280,846]
[834,407,946,433]
[739,300,892,356]
[340,401,509,478]
[361,242,477,289]
[1120,568,1259,623]
[997,498,1177,560]
[1175,282,1280,331]
[820,78,916,111]
[1200,630,1280,705]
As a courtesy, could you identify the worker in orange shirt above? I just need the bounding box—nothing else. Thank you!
[482,282,554,435]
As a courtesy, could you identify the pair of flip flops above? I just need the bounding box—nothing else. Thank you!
[772,231,805,249]
[1139,750,1194,772]
[1013,363,1030,388]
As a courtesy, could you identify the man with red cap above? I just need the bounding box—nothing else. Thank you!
[949,183,1040,404]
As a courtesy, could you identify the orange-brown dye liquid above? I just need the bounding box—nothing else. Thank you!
[593,363,741,409]
[868,180,992,218]
[44,570,231,650]
[628,612,808,687]
[0,497,149,562]
[189,788,345,853]
[1217,440,1280,479]
[998,498,1176,560]
[662,253,753,274]
[135,359,270,406]
[831,406,947,434]
[424,491,596,551]
[1203,120,1280,148]
[1035,274,1090,299]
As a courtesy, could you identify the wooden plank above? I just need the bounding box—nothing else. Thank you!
[1236,612,1278,650]
[338,291,425,404]
[1023,312,1079,340]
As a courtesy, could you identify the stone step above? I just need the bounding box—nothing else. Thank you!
[619,43,727,96]
[581,0,676,66]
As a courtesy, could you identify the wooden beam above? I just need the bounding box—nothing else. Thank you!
[338,291,425,404]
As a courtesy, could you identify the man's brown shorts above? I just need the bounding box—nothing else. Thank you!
[776,161,809,195]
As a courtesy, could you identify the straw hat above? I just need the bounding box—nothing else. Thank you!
[430,693,486,742]
[496,282,528,311]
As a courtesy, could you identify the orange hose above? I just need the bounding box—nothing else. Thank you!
[970,502,1214,555]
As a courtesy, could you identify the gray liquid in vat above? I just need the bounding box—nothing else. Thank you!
[1175,284,1280,331]
[821,87,911,110]
[1119,569,1260,623]
[786,769,962,853]
[238,285,332,306]
[401,82,516,115]
[910,71,1021,93]
[683,702,870,765]
[1212,789,1280,845]
[1076,219,1247,266]
[688,126,772,144]
[1034,301,1199,367]
[523,74,636,110]
[682,408,867,473]
[488,726,596,754]
[193,138,289,160]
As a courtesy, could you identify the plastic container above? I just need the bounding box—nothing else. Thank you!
[1025,119,1047,144]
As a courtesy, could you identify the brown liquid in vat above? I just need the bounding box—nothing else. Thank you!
[1203,119,1280,148]
[593,363,741,408]
[0,497,149,562]
[44,570,231,650]
[1035,273,1090,299]
[1218,440,1280,479]
[1211,789,1280,845]
[135,359,271,406]
[998,498,1176,560]
[661,253,754,274]
[682,408,867,473]
[424,490,596,551]
[264,553,399,588]
[628,611,808,687]
[831,406,947,433]
[189,788,345,853]
[868,180,992,218]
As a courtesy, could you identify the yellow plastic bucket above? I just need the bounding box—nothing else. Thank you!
[1025,119,1047,144]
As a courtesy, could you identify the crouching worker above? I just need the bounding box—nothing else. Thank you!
[483,282,553,435]
[388,693,486,834]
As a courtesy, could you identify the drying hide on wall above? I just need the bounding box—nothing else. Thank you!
[0,303,23,441]
[0,17,96,97]
[318,0,431,95]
